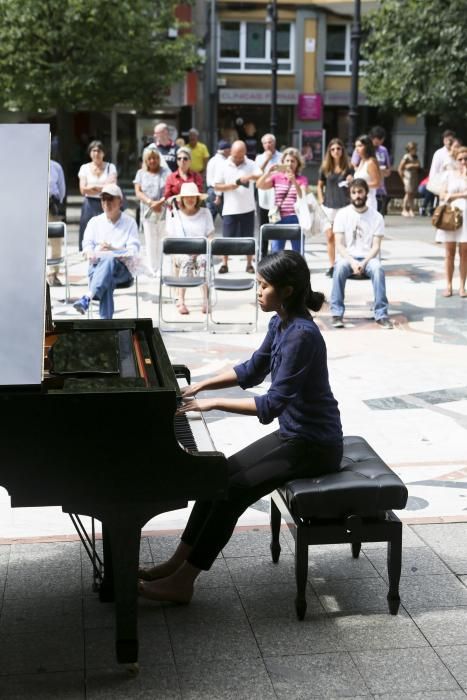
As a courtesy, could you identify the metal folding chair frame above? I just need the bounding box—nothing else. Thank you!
[158,237,209,330]
[207,237,257,331]
[47,221,70,301]
[259,224,304,261]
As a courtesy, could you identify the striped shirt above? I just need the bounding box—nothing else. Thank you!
[271,173,308,217]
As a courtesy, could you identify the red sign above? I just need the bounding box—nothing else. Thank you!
[297,93,322,121]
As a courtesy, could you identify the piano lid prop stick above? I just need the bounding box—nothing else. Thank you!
[133,333,149,386]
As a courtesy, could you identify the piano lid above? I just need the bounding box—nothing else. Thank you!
[0,124,50,386]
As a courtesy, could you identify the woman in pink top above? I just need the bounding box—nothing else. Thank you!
[257,147,308,253]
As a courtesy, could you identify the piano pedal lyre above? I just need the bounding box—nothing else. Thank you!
[68,514,103,591]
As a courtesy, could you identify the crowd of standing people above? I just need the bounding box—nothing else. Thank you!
[50,121,466,319]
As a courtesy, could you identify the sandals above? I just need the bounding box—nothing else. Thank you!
[177,303,190,315]
[218,264,229,274]
[245,264,255,274]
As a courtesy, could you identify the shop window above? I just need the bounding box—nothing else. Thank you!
[218,21,293,73]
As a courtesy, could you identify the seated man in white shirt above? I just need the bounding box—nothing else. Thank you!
[73,184,140,319]
[330,178,393,329]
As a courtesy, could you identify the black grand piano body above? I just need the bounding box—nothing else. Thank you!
[0,317,228,665]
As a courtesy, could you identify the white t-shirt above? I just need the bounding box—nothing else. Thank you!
[82,212,140,257]
[429,146,453,179]
[215,157,261,215]
[206,152,228,189]
[78,162,117,198]
[333,205,384,258]
[255,150,282,209]
[165,207,214,238]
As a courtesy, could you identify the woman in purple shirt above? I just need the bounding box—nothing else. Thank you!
[139,250,343,604]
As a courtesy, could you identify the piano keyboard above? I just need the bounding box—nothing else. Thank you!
[175,411,216,453]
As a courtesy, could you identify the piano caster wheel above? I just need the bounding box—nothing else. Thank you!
[126,662,139,677]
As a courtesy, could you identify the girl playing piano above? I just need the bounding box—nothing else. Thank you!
[139,250,343,603]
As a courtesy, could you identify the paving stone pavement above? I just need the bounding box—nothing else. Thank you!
[0,209,466,696]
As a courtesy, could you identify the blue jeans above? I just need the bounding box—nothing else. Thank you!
[271,215,301,253]
[330,258,389,320]
[88,257,133,319]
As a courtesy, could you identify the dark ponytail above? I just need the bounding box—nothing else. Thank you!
[258,250,325,317]
[305,287,325,312]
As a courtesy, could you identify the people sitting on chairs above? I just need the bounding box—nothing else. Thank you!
[73,184,140,319]
[166,182,214,315]
[330,178,393,330]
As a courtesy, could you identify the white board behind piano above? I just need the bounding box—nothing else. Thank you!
[0,124,50,386]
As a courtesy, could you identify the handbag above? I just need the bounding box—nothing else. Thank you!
[432,203,463,231]
[268,205,281,224]
[268,181,292,223]
[305,191,329,237]
[294,196,312,234]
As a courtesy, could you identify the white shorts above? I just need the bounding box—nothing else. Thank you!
[321,206,338,228]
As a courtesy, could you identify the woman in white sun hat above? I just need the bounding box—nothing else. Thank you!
[166,182,214,314]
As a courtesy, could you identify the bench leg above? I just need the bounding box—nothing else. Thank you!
[295,528,308,620]
[387,523,402,614]
[351,542,361,558]
[270,496,282,563]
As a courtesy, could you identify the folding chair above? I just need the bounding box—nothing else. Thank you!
[47,222,69,301]
[259,224,303,261]
[208,237,257,331]
[158,237,208,329]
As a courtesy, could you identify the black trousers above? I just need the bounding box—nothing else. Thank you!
[182,430,343,570]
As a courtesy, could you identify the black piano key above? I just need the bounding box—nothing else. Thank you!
[174,414,198,452]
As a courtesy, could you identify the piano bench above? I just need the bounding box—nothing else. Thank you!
[270,435,408,620]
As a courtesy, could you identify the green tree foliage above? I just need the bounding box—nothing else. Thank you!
[0,0,199,112]
[362,0,467,119]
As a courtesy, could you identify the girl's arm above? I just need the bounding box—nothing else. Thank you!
[177,396,257,416]
[256,171,274,190]
[180,368,239,398]
[316,177,325,204]
[367,158,382,189]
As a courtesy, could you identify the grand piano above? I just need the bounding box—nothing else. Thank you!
[0,125,228,669]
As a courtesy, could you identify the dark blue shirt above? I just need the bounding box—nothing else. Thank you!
[234,314,342,445]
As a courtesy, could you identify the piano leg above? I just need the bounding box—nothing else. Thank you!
[99,524,115,602]
[95,507,149,665]
[64,501,187,666]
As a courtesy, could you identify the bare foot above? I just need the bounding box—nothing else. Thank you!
[442,289,453,298]
[177,303,190,315]
[138,575,193,604]
[460,290,467,298]
[138,561,180,581]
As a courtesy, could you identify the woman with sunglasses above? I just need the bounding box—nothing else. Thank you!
[317,138,353,277]
[133,147,170,275]
[163,147,203,201]
[436,147,467,297]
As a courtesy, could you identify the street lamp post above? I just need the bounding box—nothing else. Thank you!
[348,0,362,153]
[266,1,278,135]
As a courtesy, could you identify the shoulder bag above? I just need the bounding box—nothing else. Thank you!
[268,181,292,223]
[431,203,463,231]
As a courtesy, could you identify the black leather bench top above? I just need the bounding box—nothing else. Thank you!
[279,436,408,520]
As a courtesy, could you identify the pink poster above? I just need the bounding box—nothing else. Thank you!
[297,93,322,121]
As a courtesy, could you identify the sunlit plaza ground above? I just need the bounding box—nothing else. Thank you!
[1,204,467,697]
